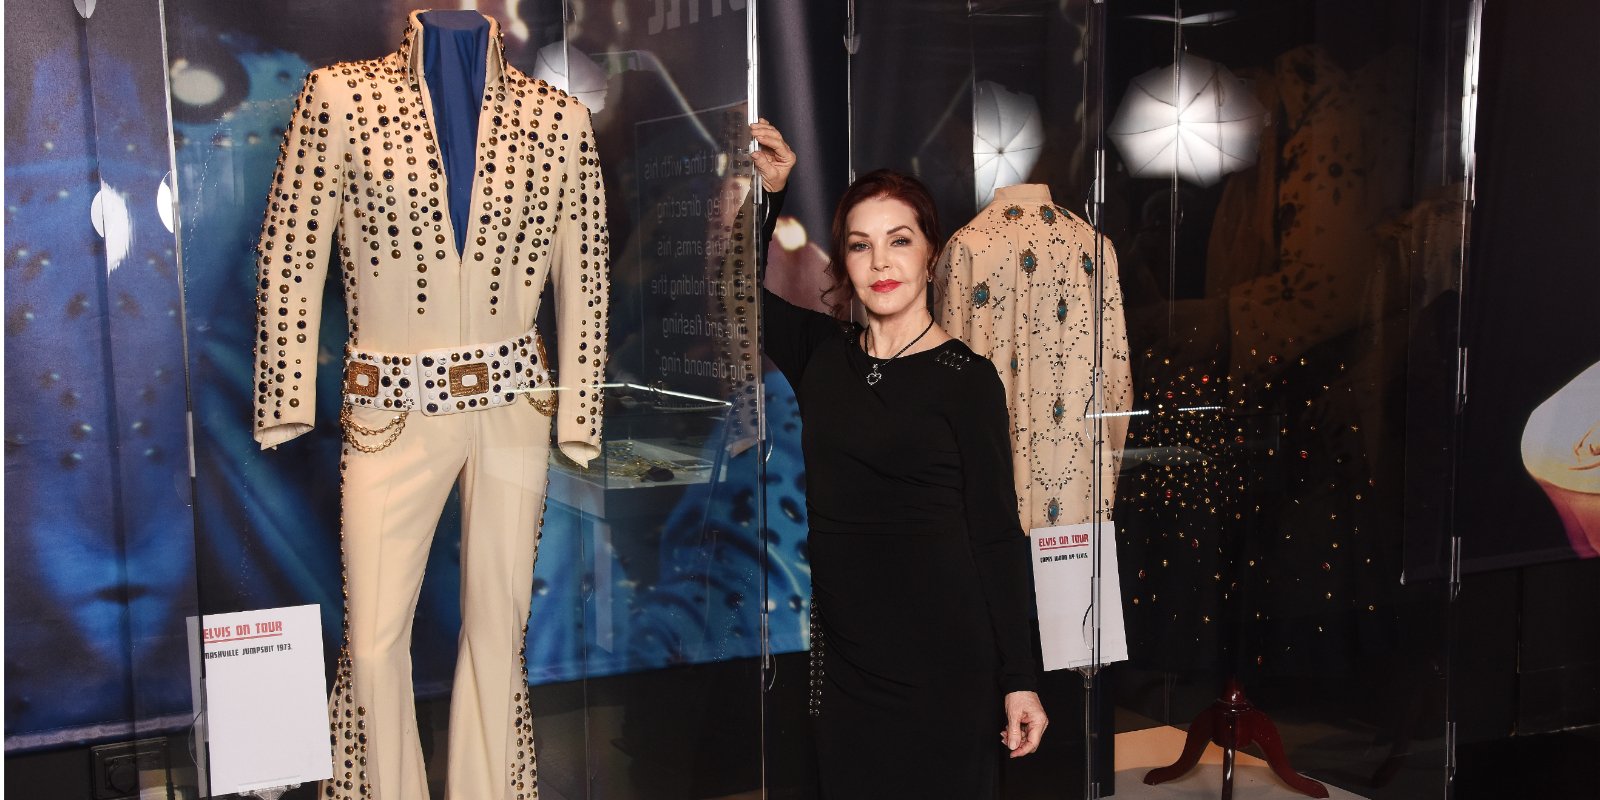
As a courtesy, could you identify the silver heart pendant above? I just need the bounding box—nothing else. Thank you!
[866,369,882,386]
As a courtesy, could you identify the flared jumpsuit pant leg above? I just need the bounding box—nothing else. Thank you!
[323,400,551,800]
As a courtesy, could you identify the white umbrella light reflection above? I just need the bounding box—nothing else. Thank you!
[1108,55,1268,187]
[531,42,608,113]
[972,81,1044,208]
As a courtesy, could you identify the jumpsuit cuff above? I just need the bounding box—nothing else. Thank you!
[558,439,600,468]
[256,422,313,450]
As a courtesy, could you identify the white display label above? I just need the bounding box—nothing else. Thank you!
[1030,522,1129,671]
[188,604,332,795]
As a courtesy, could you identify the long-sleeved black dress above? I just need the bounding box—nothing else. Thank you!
[760,191,1039,798]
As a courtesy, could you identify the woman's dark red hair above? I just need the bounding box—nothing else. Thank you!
[823,169,942,321]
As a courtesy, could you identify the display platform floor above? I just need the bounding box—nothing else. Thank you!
[1112,726,1372,800]
[522,699,759,800]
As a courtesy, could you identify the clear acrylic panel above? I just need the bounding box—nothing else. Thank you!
[847,1,1470,798]
[849,1,1105,795]
[559,0,766,796]
[162,0,763,796]
[1096,1,1465,798]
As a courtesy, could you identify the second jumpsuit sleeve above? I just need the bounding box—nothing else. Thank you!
[551,102,610,467]
[953,360,1040,694]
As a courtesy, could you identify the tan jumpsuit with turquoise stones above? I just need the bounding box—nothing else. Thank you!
[938,183,1131,531]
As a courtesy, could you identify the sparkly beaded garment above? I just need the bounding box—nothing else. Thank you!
[938,184,1132,531]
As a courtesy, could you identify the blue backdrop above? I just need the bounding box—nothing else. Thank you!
[5,0,196,748]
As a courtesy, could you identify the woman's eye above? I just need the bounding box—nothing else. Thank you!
[892,237,911,246]
[848,241,869,252]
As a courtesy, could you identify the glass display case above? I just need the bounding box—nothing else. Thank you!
[845,0,1470,797]
[119,0,765,796]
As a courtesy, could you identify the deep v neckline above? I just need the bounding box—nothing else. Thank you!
[415,10,493,264]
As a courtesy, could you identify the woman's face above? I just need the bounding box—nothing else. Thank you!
[843,195,934,322]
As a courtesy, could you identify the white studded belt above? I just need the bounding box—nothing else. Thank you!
[340,327,556,418]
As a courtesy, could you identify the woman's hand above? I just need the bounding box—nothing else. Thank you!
[750,118,796,192]
[1001,691,1048,758]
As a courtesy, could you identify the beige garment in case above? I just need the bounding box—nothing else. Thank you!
[938,183,1132,531]
[251,11,609,800]
[252,13,607,463]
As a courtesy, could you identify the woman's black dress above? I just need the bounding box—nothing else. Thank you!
[761,193,1039,799]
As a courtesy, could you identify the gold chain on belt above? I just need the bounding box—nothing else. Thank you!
[526,335,557,417]
[526,391,557,417]
[340,404,410,453]
[341,396,552,452]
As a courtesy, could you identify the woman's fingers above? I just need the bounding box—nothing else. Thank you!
[1017,714,1047,756]
[1001,695,1048,758]
[753,134,790,160]
[748,120,794,191]
[750,123,792,158]
[1006,723,1042,757]
[751,149,779,175]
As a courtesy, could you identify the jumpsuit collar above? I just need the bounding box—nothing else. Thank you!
[398,9,507,92]
[992,183,1054,205]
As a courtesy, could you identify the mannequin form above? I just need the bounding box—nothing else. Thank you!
[253,11,608,799]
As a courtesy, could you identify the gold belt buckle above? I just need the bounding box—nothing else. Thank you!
[344,362,381,397]
[448,362,490,397]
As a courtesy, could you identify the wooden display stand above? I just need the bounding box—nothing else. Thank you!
[1142,679,1329,800]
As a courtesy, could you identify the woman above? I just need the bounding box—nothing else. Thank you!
[752,120,1047,798]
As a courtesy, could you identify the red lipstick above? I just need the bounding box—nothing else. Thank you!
[870,280,901,293]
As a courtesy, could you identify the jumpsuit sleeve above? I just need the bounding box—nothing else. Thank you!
[938,233,1017,403]
[1097,242,1134,515]
[758,189,841,398]
[954,361,1040,694]
[551,102,610,467]
[935,236,975,345]
[253,69,347,450]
